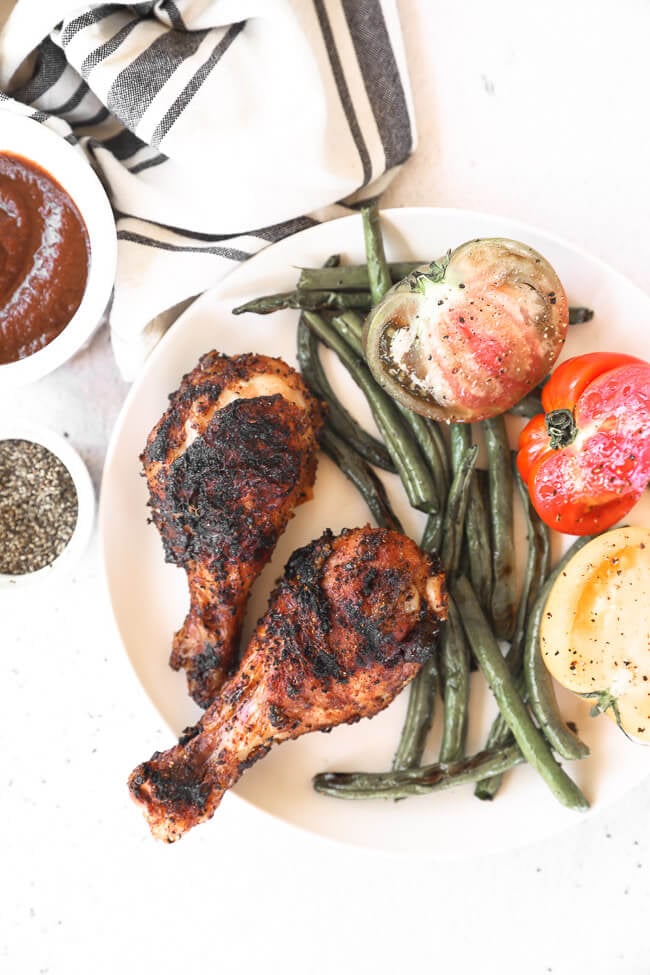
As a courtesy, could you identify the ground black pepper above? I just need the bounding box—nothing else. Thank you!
[0,439,78,574]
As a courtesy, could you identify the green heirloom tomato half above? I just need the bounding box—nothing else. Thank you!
[362,238,569,423]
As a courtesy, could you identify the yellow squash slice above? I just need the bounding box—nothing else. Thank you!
[540,526,650,743]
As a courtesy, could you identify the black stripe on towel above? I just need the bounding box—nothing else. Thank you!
[11,38,69,104]
[129,153,169,174]
[162,2,186,29]
[114,215,243,242]
[102,127,147,160]
[74,105,111,129]
[313,0,371,187]
[50,79,92,116]
[80,16,141,78]
[252,216,319,242]
[61,5,123,46]
[341,0,413,169]
[149,21,245,148]
[117,229,252,261]
[106,27,211,130]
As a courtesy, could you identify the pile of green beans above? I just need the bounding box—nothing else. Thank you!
[235,203,592,812]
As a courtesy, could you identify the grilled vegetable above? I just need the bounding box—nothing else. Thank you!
[540,526,650,743]
[517,352,650,534]
[362,238,569,423]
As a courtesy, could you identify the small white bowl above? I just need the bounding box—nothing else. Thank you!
[0,423,96,588]
[0,112,117,388]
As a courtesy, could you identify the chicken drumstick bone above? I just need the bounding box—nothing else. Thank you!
[141,351,324,707]
[129,526,447,842]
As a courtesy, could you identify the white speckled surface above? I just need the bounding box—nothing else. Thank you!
[1,2,649,973]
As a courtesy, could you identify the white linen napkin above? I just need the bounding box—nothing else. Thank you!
[0,0,416,380]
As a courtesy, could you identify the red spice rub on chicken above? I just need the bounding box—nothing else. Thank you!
[128,526,447,842]
[141,351,324,707]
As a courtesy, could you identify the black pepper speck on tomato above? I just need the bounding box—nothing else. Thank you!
[362,238,569,423]
[517,352,650,534]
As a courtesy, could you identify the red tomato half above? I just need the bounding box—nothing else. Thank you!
[517,352,650,534]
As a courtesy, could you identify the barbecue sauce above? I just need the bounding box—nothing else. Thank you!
[0,152,90,365]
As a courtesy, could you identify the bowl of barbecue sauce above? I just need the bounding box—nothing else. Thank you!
[0,113,116,387]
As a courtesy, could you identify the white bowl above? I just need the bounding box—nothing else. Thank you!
[0,423,96,588]
[0,111,117,387]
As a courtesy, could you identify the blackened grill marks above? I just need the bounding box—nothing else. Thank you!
[283,528,335,591]
[178,724,201,746]
[260,532,344,682]
[282,530,335,636]
[187,646,223,680]
[140,351,325,706]
[258,527,442,686]
[361,567,379,596]
[131,761,211,815]
[159,396,307,563]
[145,411,177,465]
[128,526,448,842]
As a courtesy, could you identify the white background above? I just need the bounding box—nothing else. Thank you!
[2,1,650,973]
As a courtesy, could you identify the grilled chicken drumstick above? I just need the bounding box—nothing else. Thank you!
[129,526,447,842]
[142,351,324,707]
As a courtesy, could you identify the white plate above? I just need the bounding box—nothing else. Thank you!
[100,207,650,857]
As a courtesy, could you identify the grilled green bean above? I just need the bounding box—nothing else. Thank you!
[449,423,471,473]
[296,316,395,472]
[474,725,514,800]
[394,406,446,511]
[390,441,451,768]
[483,416,516,639]
[452,574,589,811]
[435,444,476,763]
[524,537,593,761]
[440,444,479,575]
[509,465,552,672]
[392,655,439,771]
[330,311,448,512]
[319,425,403,532]
[429,447,477,765]
[473,673,527,801]
[297,262,421,292]
[474,467,551,799]
[232,289,372,316]
[475,533,591,799]
[361,203,392,303]
[330,311,364,357]
[426,417,451,482]
[420,510,443,556]
[336,309,364,339]
[393,445,474,773]
[569,306,594,324]
[508,389,544,418]
[313,744,525,800]
[465,481,493,619]
[302,311,438,513]
[449,425,493,616]
[438,595,471,764]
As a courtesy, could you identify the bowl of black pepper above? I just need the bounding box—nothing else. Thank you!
[0,112,116,387]
[0,424,95,586]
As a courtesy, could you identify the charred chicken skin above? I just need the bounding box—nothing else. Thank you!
[128,526,447,842]
[142,351,324,707]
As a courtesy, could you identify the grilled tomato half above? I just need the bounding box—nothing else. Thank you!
[362,237,569,423]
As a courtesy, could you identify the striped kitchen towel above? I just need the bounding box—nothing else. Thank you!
[0,0,416,379]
